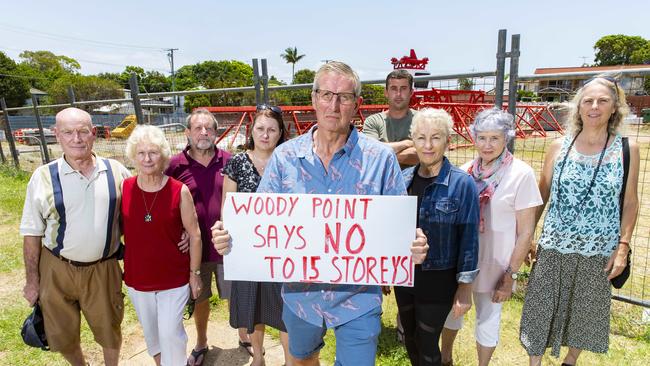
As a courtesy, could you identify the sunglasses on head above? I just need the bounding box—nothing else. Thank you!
[257,104,282,115]
[585,76,618,87]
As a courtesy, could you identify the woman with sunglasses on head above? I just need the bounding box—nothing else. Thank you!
[222,105,291,366]
[520,75,639,366]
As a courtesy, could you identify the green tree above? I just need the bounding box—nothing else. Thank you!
[594,35,649,66]
[141,70,170,93]
[630,43,650,65]
[19,50,80,73]
[0,51,31,107]
[458,78,474,90]
[16,50,80,90]
[293,69,315,84]
[175,65,199,90]
[280,47,306,83]
[96,72,122,85]
[119,66,145,90]
[182,60,255,110]
[361,84,388,105]
[47,74,123,110]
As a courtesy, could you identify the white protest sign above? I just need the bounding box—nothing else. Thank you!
[222,192,417,286]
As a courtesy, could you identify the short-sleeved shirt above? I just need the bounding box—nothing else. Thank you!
[20,156,131,262]
[257,125,406,328]
[461,158,543,293]
[166,146,231,263]
[222,152,261,193]
[362,109,415,143]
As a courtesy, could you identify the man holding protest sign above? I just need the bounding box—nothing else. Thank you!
[212,61,428,366]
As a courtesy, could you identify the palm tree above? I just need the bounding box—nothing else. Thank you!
[281,47,305,83]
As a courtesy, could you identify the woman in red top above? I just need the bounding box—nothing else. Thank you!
[122,125,202,366]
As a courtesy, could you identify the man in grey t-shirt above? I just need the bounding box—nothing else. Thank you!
[363,69,418,167]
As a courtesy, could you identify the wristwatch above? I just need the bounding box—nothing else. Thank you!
[505,266,518,280]
[190,269,201,276]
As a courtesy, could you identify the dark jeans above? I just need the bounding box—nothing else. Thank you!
[394,268,457,366]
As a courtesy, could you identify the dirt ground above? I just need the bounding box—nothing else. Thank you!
[120,319,286,366]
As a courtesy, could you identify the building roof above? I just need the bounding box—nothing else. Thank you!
[534,64,650,75]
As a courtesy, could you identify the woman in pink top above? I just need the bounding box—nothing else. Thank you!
[440,109,543,366]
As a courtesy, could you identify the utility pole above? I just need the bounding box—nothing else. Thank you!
[167,48,179,109]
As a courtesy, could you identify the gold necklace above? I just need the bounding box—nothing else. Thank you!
[249,151,269,173]
[140,182,161,222]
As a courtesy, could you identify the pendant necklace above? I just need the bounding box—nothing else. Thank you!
[141,184,161,222]
[249,151,269,174]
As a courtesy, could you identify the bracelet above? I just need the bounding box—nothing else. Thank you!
[618,241,630,247]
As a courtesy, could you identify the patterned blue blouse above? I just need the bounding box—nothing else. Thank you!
[538,134,623,256]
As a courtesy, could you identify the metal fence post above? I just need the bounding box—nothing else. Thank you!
[31,94,50,163]
[0,98,19,168]
[507,34,521,153]
[507,34,521,116]
[252,59,261,107]
[68,86,76,107]
[495,29,507,108]
[261,58,269,105]
[0,138,5,163]
[129,73,145,124]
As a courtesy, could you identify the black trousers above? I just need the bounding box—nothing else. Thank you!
[394,268,457,366]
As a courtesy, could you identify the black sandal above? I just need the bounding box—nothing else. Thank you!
[187,347,208,366]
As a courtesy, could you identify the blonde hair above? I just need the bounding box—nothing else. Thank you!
[125,125,171,168]
[410,108,454,139]
[567,74,629,135]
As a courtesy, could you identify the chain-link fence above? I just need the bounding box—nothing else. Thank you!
[2,41,650,321]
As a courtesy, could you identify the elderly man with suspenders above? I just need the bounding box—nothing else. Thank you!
[20,107,130,366]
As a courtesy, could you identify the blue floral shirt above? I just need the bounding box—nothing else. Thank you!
[257,125,406,327]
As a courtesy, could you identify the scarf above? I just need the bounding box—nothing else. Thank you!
[467,148,513,232]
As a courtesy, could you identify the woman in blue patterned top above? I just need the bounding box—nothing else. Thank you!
[520,76,640,366]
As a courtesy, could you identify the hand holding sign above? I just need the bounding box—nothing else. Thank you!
[221,192,418,286]
[410,228,429,265]
[211,221,231,255]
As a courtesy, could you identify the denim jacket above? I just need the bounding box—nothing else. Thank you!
[402,157,480,283]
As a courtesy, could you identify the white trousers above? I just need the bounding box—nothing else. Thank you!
[443,291,503,347]
[127,284,189,366]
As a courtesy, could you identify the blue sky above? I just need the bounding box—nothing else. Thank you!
[1,0,649,83]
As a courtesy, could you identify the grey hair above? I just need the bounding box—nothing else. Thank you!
[410,108,454,139]
[469,108,516,142]
[566,74,628,135]
[312,61,362,97]
[125,125,172,169]
[185,109,219,130]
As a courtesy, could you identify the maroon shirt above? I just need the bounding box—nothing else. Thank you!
[165,146,231,263]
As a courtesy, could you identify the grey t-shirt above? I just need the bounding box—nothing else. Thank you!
[362,109,415,142]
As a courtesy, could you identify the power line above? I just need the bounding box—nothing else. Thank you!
[0,46,169,73]
[0,22,166,51]
[0,72,48,80]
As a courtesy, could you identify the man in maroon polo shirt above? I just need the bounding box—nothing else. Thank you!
[165,109,234,366]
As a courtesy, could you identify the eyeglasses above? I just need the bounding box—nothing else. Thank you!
[257,104,282,116]
[314,89,357,105]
